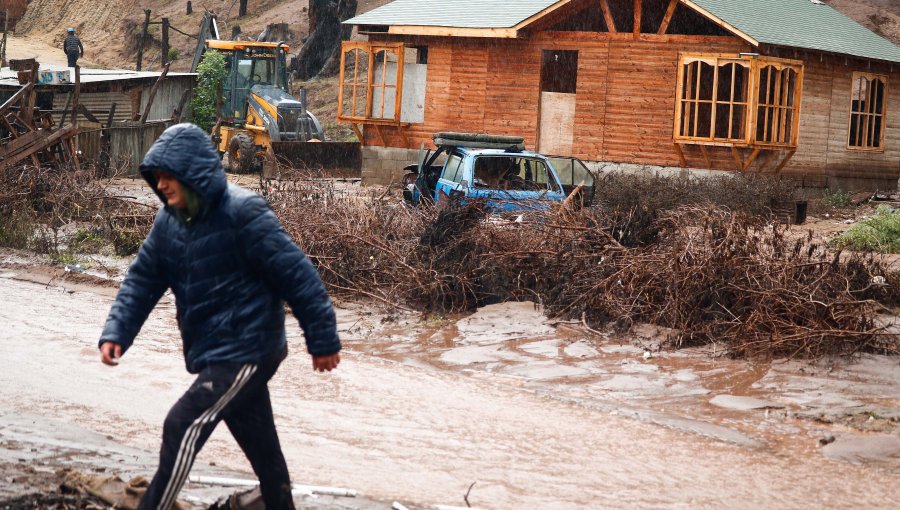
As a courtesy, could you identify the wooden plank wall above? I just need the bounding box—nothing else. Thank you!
[770,51,900,185]
[364,33,900,184]
[366,33,746,165]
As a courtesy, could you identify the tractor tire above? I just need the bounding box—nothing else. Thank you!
[227,132,257,174]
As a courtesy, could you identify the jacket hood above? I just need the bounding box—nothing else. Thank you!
[139,123,227,208]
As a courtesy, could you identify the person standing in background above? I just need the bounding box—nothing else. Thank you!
[63,28,83,67]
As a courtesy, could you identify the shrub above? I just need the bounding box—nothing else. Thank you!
[189,50,227,132]
[823,188,852,208]
[833,205,900,253]
[167,47,180,62]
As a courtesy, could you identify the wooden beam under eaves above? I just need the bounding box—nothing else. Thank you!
[633,0,641,39]
[600,0,617,33]
[658,0,679,35]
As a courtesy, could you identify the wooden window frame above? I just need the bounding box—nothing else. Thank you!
[752,60,804,148]
[675,55,752,145]
[337,41,405,126]
[847,72,888,152]
[673,54,804,149]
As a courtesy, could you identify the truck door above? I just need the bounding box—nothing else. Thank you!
[547,156,596,208]
[435,153,466,206]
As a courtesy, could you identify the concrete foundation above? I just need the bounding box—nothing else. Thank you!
[361,146,420,186]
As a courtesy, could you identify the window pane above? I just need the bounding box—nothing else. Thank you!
[680,101,695,137]
[873,116,883,148]
[698,62,715,101]
[733,65,749,103]
[714,104,731,139]
[783,109,794,144]
[872,79,885,114]
[851,76,868,113]
[717,64,734,102]
[696,102,712,138]
[442,155,464,183]
[849,113,860,146]
[682,62,698,100]
[783,69,797,107]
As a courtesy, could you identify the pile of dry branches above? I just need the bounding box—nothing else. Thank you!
[268,179,899,359]
[0,164,154,255]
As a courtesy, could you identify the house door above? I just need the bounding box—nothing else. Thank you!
[538,50,578,155]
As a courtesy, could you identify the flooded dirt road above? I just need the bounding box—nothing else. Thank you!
[0,270,898,508]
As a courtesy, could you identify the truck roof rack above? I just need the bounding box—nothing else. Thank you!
[433,132,526,151]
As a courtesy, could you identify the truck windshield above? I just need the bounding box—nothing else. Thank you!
[473,156,560,192]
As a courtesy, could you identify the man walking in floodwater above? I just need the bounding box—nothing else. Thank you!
[63,28,84,67]
[97,123,341,510]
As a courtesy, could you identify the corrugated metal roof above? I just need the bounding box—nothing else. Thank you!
[348,0,900,63]
[687,0,900,64]
[345,0,560,29]
[0,64,195,88]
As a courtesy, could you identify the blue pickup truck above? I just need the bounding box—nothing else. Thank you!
[402,133,595,212]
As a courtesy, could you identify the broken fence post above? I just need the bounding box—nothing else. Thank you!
[139,62,170,124]
[136,9,151,71]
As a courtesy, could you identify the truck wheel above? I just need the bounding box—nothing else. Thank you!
[227,132,257,174]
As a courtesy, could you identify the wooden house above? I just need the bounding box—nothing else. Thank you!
[340,0,900,189]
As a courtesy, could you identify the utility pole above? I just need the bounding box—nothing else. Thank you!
[136,9,151,71]
[239,0,248,17]
[1,10,8,68]
[161,18,170,64]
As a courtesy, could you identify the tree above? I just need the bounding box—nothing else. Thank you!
[189,50,227,132]
[292,0,357,80]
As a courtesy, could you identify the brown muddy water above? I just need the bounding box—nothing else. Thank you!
[0,271,898,509]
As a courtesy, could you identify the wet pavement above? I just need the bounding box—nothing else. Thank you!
[0,267,899,508]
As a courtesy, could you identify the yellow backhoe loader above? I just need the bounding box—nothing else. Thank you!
[195,40,324,173]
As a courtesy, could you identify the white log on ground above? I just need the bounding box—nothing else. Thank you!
[187,475,357,497]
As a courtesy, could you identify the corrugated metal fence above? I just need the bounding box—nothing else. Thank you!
[108,121,171,175]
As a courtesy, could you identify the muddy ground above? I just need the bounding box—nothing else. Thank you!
[1,227,899,509]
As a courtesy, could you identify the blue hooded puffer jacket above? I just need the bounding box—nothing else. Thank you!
[99,123,340,373]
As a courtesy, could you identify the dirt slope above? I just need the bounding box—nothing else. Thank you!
[15,0,316,71]
[13,1,396,72]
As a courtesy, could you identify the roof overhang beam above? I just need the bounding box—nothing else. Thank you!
[383,25,519,38]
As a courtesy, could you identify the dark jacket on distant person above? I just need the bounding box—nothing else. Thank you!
[63,34,84,56]
[99,123,340,373]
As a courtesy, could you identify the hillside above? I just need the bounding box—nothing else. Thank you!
[827,0,900,46]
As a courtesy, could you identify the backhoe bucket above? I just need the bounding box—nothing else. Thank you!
[269,141,362,178]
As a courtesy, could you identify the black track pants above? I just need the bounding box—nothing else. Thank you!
[138,350,295,510]
[66,51,79,67]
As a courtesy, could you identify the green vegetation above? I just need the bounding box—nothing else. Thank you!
[0,209,36,250]
[190,50,227,132]
[833,205,900,253]
[70,227,106,254]
[823,188,852,208]
[167,47,180,62]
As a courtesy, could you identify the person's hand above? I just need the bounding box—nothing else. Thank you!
[99,341,122,366]
[312,353,340,372]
